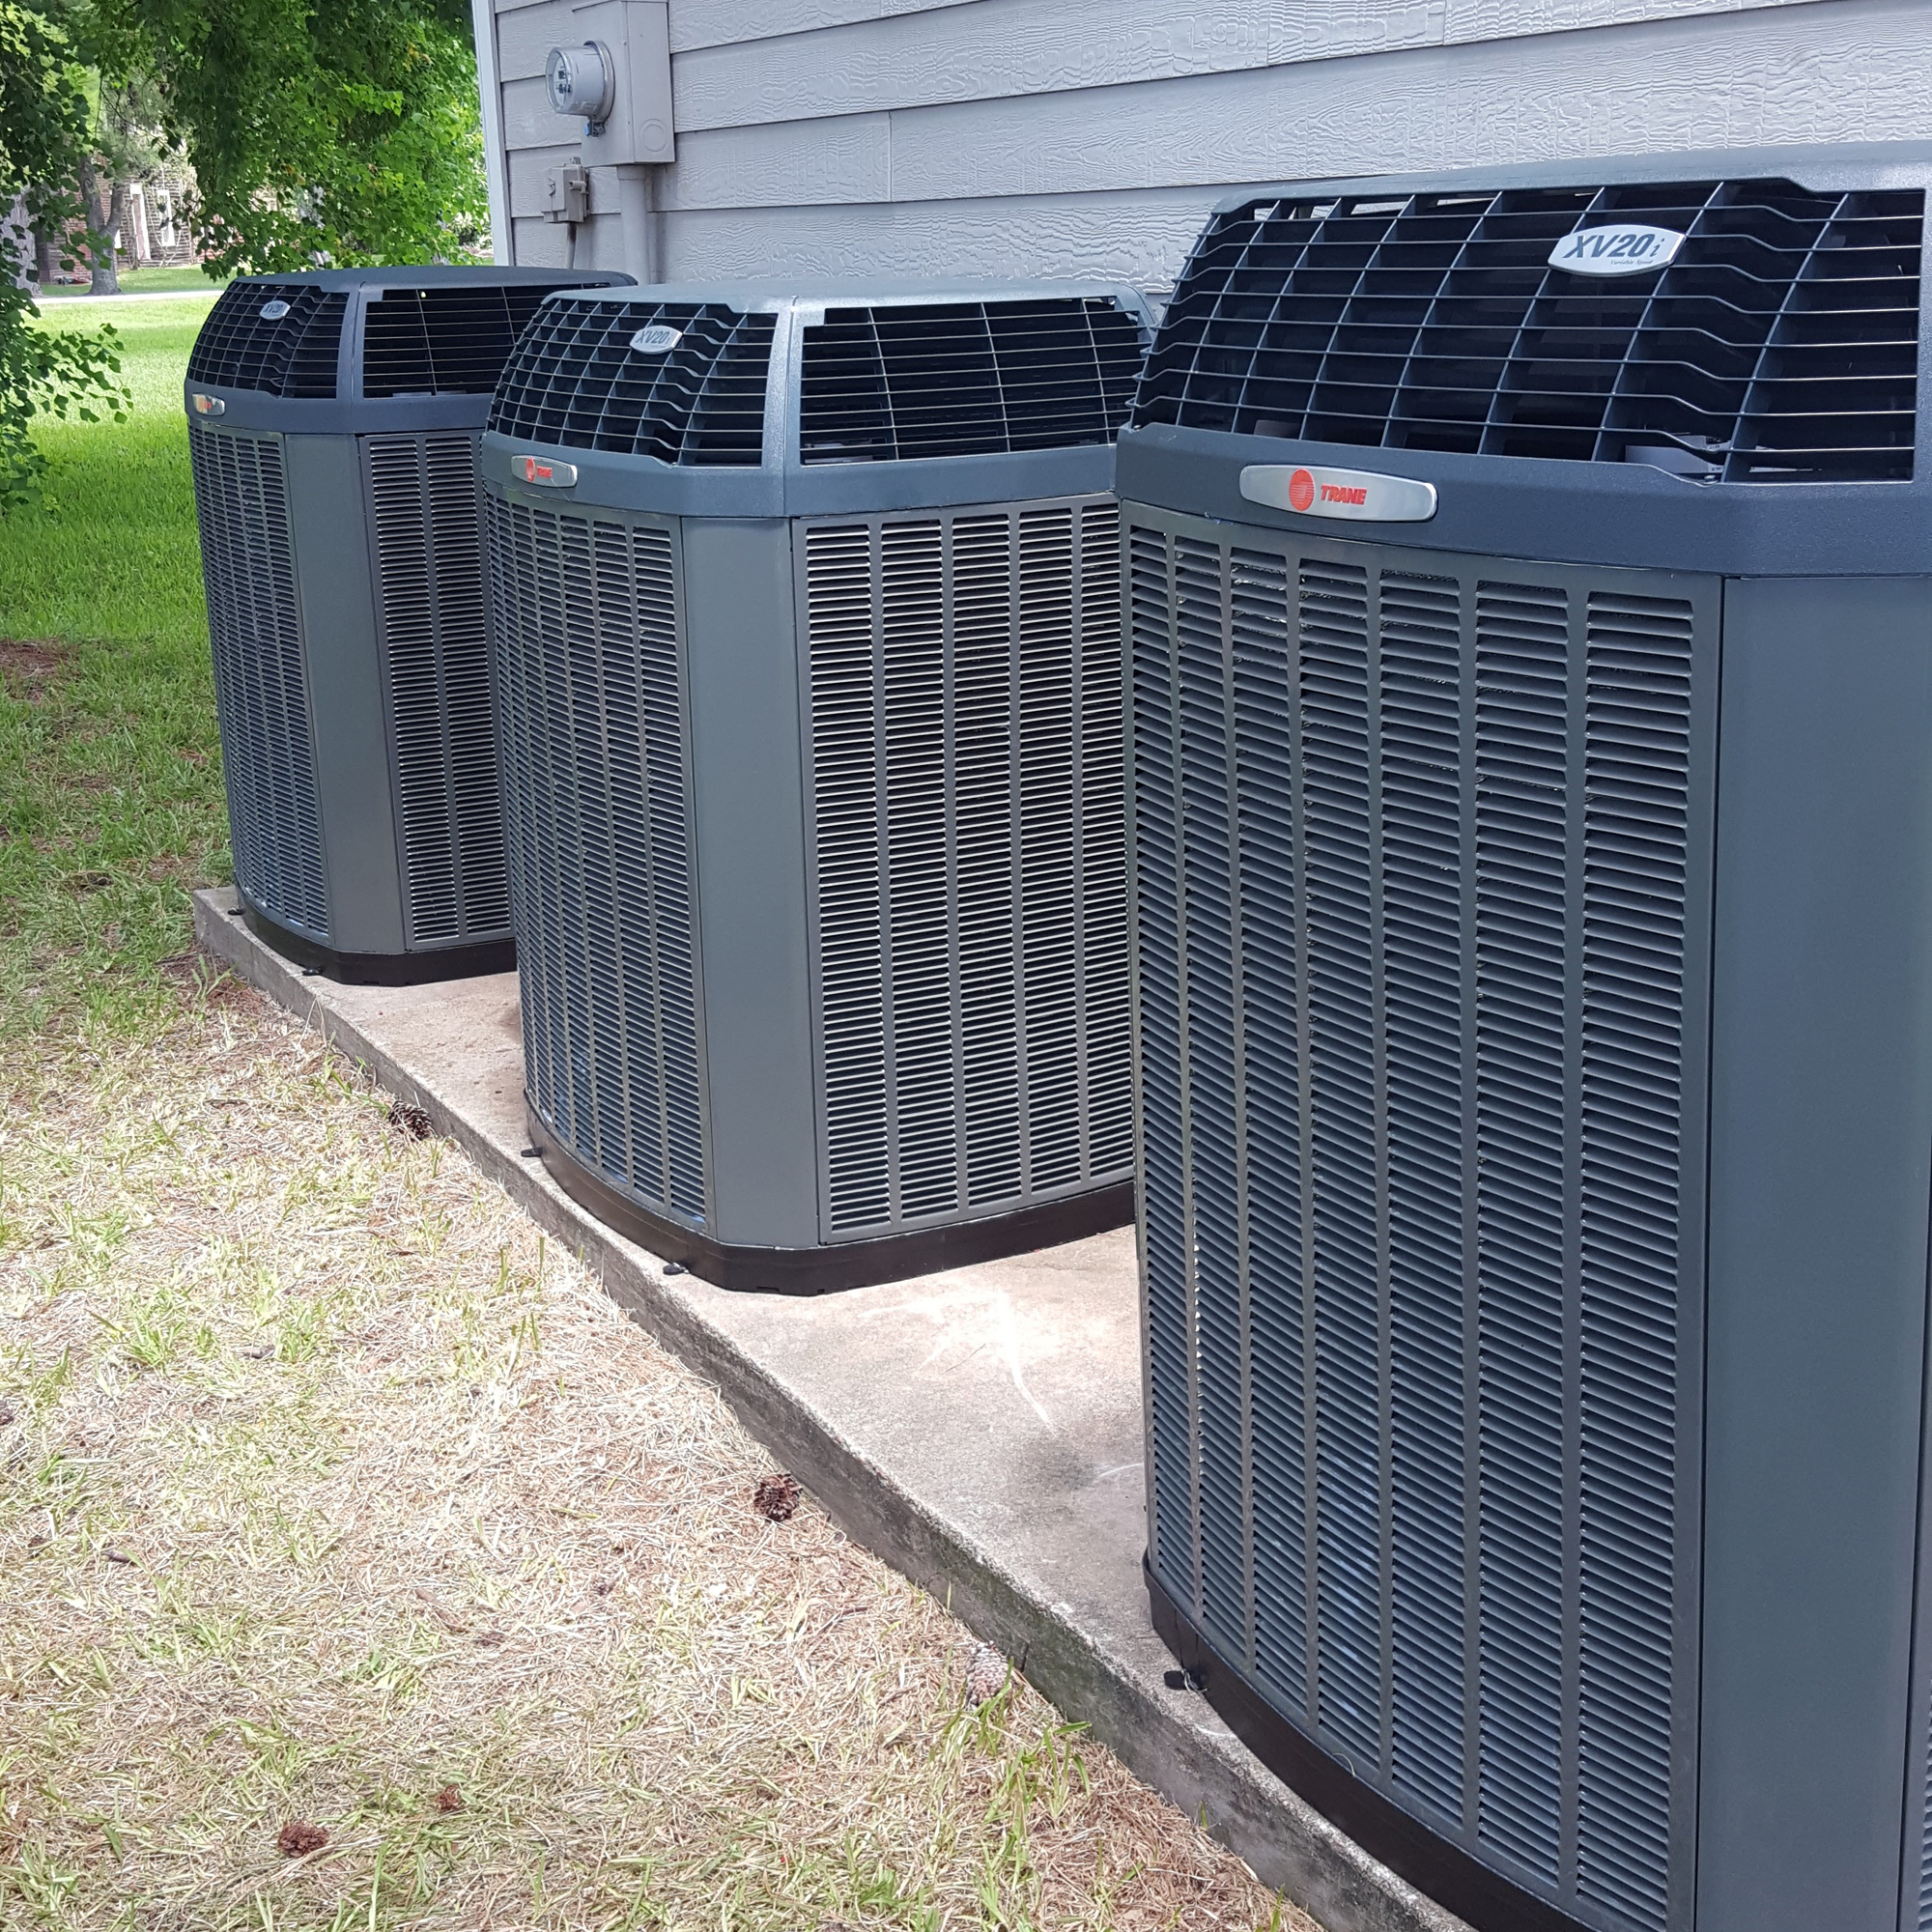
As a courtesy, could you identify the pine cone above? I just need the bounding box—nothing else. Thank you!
[753,1471,801,1522]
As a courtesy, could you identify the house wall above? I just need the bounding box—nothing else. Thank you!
[480,0,1932,292]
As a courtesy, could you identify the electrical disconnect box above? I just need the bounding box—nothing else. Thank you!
[542,162,589,225]
[544,0,672,167]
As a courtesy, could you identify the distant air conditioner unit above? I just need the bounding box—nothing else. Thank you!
[483,282,1151,1289]
[185,267,632,981]
[1121,143,1932,1932]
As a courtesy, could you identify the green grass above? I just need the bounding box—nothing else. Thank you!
[38,266,231,299]
[0,293,228,1037]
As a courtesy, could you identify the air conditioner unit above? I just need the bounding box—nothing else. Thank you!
[1119,143,1932,1932]
[185,267,632,981]
[482,282,1151,1290]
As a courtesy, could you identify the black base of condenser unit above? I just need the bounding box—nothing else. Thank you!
[527,1104,1136,1295]
[242,906,516,986]
[1147,1562,1590,1932]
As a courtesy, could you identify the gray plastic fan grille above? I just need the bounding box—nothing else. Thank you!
[487,300,775,464]
[1135,178,1922,482]
[1129,506,1713,1931]
[362,284,584,397]
[488,497,707,1220]
[186,283,348,399]
[189,425,328,939]
[801,497,1133,1239]
[366,433,509,946]
[800,298,1146,464]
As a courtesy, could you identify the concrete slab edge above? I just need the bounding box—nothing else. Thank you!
[191,888,1469,1932]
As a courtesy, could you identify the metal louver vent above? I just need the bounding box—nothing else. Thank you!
[802,497,1132,1238]
[361,284,586,397]
[1135,178,1923,482]
[1919,1679,1932,1932]
[189,425,328,938]
[488,497,708,1221]
[185,282,348,399]
[1129,505,1712,1931]
[366,433,508,945]
[801,299,1146,464]
[487,301,775,465]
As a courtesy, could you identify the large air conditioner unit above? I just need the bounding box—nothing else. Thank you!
[185,267,631,981]
[482,281,1151,1290]
[1120,144,1932,1932]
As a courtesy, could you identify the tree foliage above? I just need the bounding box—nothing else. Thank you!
[96,0,488,272]
[0,0,127,507]
[0,0,487,505]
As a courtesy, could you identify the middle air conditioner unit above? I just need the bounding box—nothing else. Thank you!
[483,282,1151,1290]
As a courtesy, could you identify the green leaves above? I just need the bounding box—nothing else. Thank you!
[0,0,485,504]
[0,1,91,198]
[101,0,489,272]
[0,279,128,508]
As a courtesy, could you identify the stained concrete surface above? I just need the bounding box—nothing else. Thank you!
[193,887,1466,1932]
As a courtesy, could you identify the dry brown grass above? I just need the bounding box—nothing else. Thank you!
[0,976,1304,1931]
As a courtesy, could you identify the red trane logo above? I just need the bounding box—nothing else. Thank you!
[1288,468,1316,512]
[1321,483,1369,505]
[518,456,553,483]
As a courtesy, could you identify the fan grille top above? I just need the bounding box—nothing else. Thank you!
[799,297,1146,465]
[487,299,776,466]
[186,283,348,399]
[186,275,626,403]
[488,291,1149,468]
[362,286,589,398]
[1133,176,1923,484]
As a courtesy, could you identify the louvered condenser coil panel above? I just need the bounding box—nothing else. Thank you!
[365,433,510,948]
[487,496,708,1226]
[1130,503,1718,1932]
[185,266,633,980]
[800,496,1133,1240]
[190,424,329,941]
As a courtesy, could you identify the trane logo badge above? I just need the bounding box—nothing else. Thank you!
[630,325,683,355]
[258,298,291,321]
[1241,464,1437,524]
[190,393,225,416]
[515,454,579,488]
[1548,223,1685,277]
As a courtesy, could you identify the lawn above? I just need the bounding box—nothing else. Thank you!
[37,267,232,299]
[0,292,228,1037]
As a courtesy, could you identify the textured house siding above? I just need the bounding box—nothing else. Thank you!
[487,0,1931,289]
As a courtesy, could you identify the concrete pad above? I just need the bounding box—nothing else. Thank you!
[193,886,1468,1932]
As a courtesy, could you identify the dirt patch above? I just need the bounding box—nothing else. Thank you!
[0,639,67,702]
[156,946,265,1013]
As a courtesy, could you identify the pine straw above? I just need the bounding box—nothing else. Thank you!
[0,979,1304,1931]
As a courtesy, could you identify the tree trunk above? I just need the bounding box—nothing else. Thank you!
[107,181,130,279]
[75,158,120,296]
[31,221,54,288]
